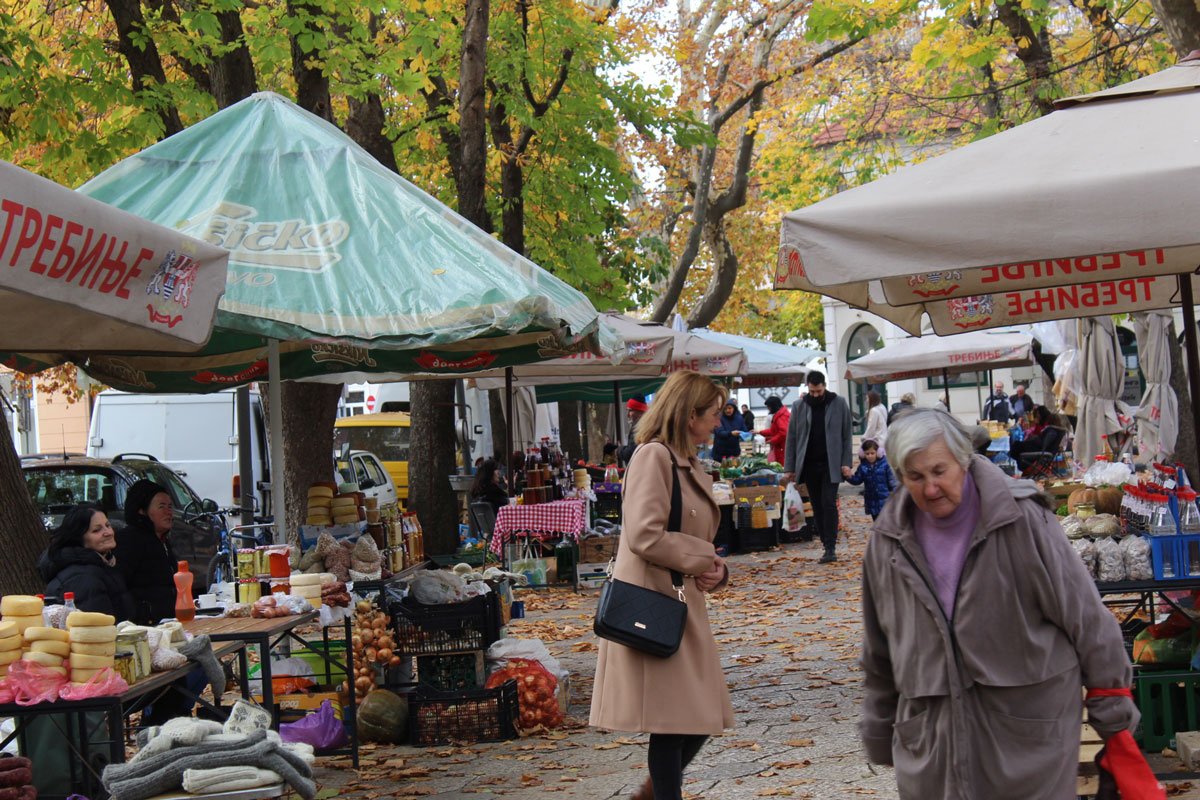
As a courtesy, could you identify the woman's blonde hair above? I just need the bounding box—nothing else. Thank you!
[635,371,728,456]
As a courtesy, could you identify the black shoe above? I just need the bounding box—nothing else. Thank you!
[818,549,837,564]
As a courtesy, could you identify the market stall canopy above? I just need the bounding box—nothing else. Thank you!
[778,58,1200,335]
[473,320,746,394]
[5,92,601,391]
[0,160,228,352]
[689,328,825,387]
[843,331,1034,384]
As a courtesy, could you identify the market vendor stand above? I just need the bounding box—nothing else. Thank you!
[489,498,588,569]
[0,640,245,800]
[182,611,359,767]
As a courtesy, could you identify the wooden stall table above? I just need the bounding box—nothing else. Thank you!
[182,611,359,767]
[1094,577,1200,624]
[0,640,245,800]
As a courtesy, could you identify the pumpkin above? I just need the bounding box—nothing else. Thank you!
[1068,486,1124,516]
[1068,488,1098,514]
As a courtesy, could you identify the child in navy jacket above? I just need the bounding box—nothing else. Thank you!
[846,439,898,520]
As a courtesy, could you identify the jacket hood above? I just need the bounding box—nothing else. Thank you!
[874,455,1049,542]
[38,545,111,583]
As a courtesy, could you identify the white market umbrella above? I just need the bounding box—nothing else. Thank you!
[843,331,1033,384]
[689,328,826,388]
[0,160,228,352]
[1075,317,1128,464]
[1132,310,1179,461]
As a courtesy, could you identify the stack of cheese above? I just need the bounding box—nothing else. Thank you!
[307,483,335,526]
[67,612,118,685]
[0,620,20,678]
[1,595,44,640]
[22,626,69,677]
[289,573,323,607]
[330,493,359,526]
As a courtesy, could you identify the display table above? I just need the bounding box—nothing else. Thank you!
[182,611,358,767]
[489,498,587,556]
[0,640,245,800]
[1094,578,1200,623]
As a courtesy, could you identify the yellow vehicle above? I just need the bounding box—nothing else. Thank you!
[333,412,411,505]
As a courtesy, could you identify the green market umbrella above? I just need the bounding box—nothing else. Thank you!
[9,92,601,391]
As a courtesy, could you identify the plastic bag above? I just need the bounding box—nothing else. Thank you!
[1095,536,1126,582]
[486,638,568,683]
[409,571,468,604]
[511,541,548,586]
[58,667,129,700]
[1122,535,1154,581]
[1134,627,1197,666]
[248,656,316,696]
[279,699,348,750]
[7,660,67,706]
[485,658,562,730]
[783,483,804,534]
[1072,538,1097,579]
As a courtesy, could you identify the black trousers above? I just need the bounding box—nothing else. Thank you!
[648,734,708,800]
[802,466,840,551]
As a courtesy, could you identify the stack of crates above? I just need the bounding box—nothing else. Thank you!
[387,591,515,746]
[1134,669,1200,750]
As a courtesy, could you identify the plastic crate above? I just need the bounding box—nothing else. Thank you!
[416,651,485,692]
[292,640,348,686]
[429,549,488,568]
[1149,535,1189,581]
[388,593,502,656]
[1179,534,1200,578]
[738,524,780,552]
[592,492,622,524]
[1135,670,1200,750]
[408,680,519,746]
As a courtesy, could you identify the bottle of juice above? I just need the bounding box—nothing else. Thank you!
[174,561,195,622]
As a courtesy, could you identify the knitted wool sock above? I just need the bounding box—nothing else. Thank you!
[182,766,282,793]
[133,718,223,760]
[178,635,226,699]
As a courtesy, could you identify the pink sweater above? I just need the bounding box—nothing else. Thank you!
[913,471,980,621]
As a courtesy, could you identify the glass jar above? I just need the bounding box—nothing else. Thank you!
[1074,503,1096,519]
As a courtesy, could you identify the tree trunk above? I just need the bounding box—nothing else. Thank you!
[488,388,509,468]
[0,416,51,594]
[1168,319,1199,480]
[409,381,459,555]
[995,0,1057,116]
[587,403,614,463]
[210,10,258,108]
[686,219,740,328]
[558,401,582,465]
[103,0,184,137]
[457,0,490,228]
[1149,0,1200,57]
[280,382,342,537]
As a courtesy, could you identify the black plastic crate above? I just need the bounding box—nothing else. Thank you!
[592,491,622,524]
[737,519,780,552]
[408,680,519,746]
[388,592,502,656]
[416,651,485,692]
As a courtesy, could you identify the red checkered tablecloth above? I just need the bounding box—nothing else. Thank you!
[490,498,588,554]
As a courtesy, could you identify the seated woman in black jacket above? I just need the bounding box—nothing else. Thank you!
[114,479,178,625]
[470,458,510,516]
[39,502,135,620]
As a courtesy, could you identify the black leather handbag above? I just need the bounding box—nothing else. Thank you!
[593,445,688,658]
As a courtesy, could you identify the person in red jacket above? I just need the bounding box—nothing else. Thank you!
[759,395,790,465]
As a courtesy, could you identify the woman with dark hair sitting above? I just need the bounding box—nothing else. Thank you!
[1011,405,1055,460]
[39,502,134,619]
[469,458,509,516]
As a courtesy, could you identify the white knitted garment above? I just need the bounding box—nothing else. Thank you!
[182,766,282,793]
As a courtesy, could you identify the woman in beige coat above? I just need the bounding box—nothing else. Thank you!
[590,370,735,800]
[861,409,1137,799]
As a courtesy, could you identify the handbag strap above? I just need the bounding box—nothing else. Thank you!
[656,443,686,594]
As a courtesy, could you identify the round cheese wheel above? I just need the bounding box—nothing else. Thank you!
[69,625,118,644]
[66,611,116,628]
[0,621,17,640]
[0,650,20,666]
[21,651,64,667]
[306,517,332,527]
[330,496,357,508]
[30,640,70,657]
[43,666,67,677]
[307,497,333,509]
[289,573,322,587]
[0,596,43,617]
[0,634,22,652]
[69,653,115,670]
[306,509,332,519]
[4,615,43,633]
[307,485,335,498]
[332,513,359,525]
[70,641,117,657]
[24,626,70,644]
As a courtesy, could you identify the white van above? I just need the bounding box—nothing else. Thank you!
[87,389,271,515]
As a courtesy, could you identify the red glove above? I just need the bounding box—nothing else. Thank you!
[1087,688,1166,800]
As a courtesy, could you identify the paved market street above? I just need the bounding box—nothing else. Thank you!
[314,492,901,799]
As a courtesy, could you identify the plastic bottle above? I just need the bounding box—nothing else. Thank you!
[60,592,76,628]
[1182,488,1200,534]
[174,561,195,622]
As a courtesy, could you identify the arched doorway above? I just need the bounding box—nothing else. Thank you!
[846,324,886,435]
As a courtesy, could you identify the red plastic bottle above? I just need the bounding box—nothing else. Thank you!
[174,561,195,622]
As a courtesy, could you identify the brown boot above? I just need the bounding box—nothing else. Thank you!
[630,777,654,800]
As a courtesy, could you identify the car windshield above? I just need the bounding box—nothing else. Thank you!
[25,467,118,515]
[334,425,409,462]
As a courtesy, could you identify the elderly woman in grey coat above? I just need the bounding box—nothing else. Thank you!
[860,409,1136,799]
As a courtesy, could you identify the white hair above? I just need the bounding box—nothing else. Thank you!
[886,408,974,476]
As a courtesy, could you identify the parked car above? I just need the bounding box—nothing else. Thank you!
[333,412,410,505]
[336,450,398,510]
[22,453,223,591]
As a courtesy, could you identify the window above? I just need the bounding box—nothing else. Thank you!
[334,425,410,462]
[846,325,886,435]
[927,371,986,390]
[25,468,116,511]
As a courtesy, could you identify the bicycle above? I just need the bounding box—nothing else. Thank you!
[205,518,276,588]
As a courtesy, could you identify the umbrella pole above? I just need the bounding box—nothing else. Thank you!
[1180,276,1200,455]
[613,381,623,444]
[976,372,984,421]
[505,367,515,497]
[942,368,951,412]
[268,339,285,545]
